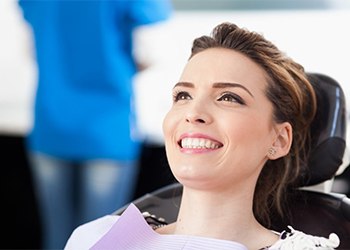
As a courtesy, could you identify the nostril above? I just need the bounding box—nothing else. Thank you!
[196,118,205,123]
[186,113,208,124]
[186,117,206,123]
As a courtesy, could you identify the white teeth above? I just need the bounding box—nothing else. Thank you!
[181,138,221,149]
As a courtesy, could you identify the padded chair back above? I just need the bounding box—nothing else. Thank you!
[298,73,347,187]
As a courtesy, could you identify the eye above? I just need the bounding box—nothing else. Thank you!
[173,91,192,103]
[217,92,245,105]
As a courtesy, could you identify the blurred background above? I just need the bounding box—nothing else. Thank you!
[1,0,350,249]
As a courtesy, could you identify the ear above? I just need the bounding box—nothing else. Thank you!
[268,122,293,160]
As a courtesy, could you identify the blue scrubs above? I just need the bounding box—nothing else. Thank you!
[19,1,172,248]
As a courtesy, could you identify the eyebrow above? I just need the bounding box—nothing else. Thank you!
[173,81,254,98]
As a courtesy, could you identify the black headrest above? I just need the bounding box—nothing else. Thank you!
[298,73,347,187]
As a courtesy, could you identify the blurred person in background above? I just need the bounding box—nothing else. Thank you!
[18,0,172,249]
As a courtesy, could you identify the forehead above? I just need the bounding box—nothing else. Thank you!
[180,48,268,92]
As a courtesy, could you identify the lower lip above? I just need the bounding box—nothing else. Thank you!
[180,147,220,154]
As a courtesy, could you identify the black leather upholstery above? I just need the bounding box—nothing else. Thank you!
[299,73,347,187]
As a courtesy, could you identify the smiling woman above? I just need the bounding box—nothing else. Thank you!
[163,48,283,198]
[64,23,340,250]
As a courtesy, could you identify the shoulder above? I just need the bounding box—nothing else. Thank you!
[64,215,119,250]
[269,226,340,250]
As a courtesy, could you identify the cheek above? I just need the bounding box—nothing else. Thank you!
[221,119,271,182]
[225,116,255,137]
[162,110,177,143]
[225,115,272,152]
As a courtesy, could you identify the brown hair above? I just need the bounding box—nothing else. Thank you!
[190,22,317,227]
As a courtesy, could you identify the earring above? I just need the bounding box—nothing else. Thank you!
[268,147,276,157]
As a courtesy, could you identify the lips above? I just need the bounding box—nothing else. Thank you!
[179,137,223,149]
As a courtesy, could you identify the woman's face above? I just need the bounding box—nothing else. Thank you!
[163,48,279,192]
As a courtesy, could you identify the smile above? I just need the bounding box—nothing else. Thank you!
[180,137,223,149]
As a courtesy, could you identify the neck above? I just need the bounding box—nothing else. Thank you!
[172,185,277,249]
[176,186,256,235]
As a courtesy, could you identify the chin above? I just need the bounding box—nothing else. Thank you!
[172,169,214,190]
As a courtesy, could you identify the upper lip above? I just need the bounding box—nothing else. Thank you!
[178,133,223,148]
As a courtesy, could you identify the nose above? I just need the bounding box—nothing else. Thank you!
[185,102,213,125]
[186,116,206,123]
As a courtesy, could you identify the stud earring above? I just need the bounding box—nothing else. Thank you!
[268,147,276,157]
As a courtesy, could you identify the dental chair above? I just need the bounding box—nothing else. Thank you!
[115,73,350,249]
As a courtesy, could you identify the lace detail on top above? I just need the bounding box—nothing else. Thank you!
[142,211,168,230]
[269,226,340,250]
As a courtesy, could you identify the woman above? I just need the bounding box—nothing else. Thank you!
[65,22,340,249]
